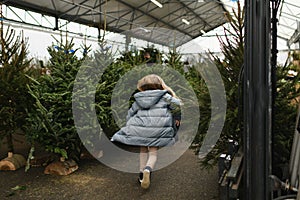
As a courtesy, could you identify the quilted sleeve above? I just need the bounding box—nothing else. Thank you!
[126,102,140,121]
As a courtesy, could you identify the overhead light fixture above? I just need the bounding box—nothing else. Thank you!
[198,0,205,2]
[139,27,151,33]
[182,18,190,25]
[151,0,163,8]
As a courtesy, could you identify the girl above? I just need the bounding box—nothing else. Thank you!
[111,74,181,189]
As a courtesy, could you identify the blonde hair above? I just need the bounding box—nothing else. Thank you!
[137,74,178,98]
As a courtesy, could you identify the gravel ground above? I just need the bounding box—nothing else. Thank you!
[0,148,219,200]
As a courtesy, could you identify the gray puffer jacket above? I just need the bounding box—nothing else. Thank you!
[111,90,181,147]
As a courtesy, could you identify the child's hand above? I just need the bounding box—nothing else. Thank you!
[175,120,180,126]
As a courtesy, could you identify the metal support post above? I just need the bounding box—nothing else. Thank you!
[244,0,272,199]
[53,16,58,31]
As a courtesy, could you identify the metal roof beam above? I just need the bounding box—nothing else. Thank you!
[51,0,57,11]
[55,0,152,32]
[283,1,300,10]
[108,1,149,26]
[119,2,183,29]
[6,5,24,22]
[59,0,90,18]
[56,0,101,29]
[58,0,106,19]
[280,11,300,20]
[2,0,59,17]
[278,22,297,30]
[1,0,229,46]
[115,0,193,38]
[174,0,212,28]
[287,21,300,46]
[279,12,299,21]
[143,2,225,35]
[3,1,147,35]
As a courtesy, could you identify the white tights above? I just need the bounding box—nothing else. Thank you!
[139,146,158,171]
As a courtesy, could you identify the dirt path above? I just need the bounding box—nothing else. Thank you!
[0,149,219,200]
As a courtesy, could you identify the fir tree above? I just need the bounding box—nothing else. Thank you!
[190,1,245,167]
[192,1,299,173]
[26,37,89,160]
[0,26,33,152]
[272,60,300,178]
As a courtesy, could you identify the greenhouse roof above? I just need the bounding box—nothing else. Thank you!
[278,0,300,47]
[1,0,228,47]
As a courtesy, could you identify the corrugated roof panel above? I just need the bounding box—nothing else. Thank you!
[2,0,228,47]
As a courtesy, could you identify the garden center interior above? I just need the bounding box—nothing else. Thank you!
[1,0,300,199]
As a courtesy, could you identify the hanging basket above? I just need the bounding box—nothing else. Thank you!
[0,152,26,171]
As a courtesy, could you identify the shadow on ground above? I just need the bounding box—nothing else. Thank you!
[0,149,219,200]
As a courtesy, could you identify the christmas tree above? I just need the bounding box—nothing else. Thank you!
[26,37,89,161]
[0,26,33,152]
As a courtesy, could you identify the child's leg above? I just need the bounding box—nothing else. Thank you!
[146,147,158,170]
[139,146,148,173]
[141,147,158,189]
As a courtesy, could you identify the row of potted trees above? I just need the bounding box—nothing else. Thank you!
[0,10,299,178]
[0,27,207,173]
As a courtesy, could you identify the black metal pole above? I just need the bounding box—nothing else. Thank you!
[54,16,58,31]
[270,0,281,178]
[244,0,272,199]
[271,0,280,69]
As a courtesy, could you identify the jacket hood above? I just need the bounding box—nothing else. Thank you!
[134,90,168,109]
